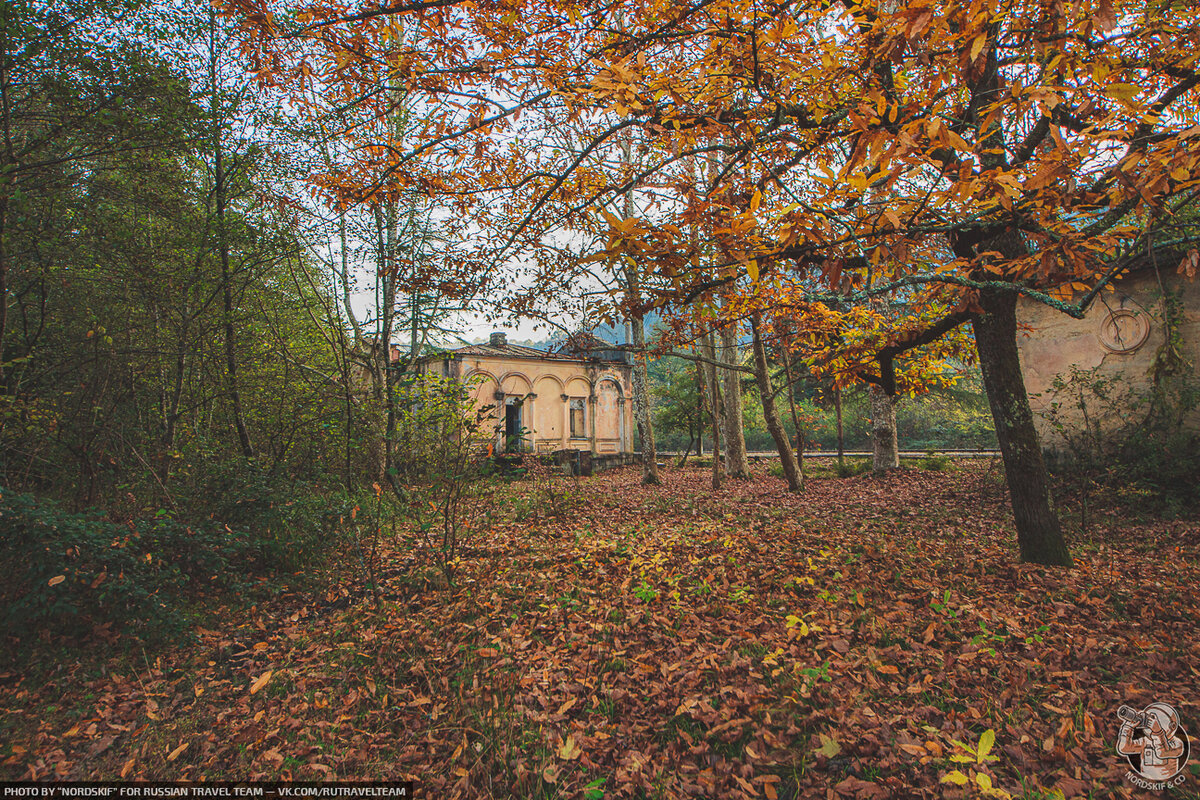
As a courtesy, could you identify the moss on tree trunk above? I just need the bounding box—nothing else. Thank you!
[974,288,1073,567]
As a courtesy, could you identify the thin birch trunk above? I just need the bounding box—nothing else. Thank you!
[701,332,722,490]
[751,313,802,491]
[719,321,750,478]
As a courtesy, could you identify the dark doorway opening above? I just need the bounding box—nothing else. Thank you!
[504,399,523,452]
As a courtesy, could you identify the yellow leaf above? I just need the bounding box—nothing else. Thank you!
[249,670,273,695]
[48,575,66,587]
[976,728,995,762]
[941,770,969,785]
[970,34,986,62]
[1107,83,1140,102]
[944,128,972,153]
[816,734,841,758]
[747,259,760,282]
[166,742,189,762]
[557,734,582,760]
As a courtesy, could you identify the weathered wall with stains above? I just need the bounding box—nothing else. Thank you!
[422,354,633,454]
[1016,270,1199,451]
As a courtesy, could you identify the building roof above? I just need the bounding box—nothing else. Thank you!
[443,333,629,364]
[451,342,580,360]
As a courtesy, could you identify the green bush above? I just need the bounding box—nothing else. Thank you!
[1039,360,1200,518]
[832,459,872,478]
[174,457,335,573]
[1111,427,1200,516]
[1,472,348,643]
[918,452,954,471]
[768,458,870,479]
[650,364,997,454]
[1,491,223,642]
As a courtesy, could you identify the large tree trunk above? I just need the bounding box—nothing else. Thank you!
[370,201,399,485]
[215,149,254,459]
[719,322,750,478]
[0,194,7,392]
[381,199,401,484]
[973,287,1073,566]
[868,384,899,472]
[750,313,802,492]
[0,22,12,392]
[618,131,660,484]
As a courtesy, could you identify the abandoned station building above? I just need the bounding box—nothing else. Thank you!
[420,332,634,455]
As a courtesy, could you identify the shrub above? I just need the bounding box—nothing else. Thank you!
[388,372,500,589]
[174,456,335,574]
[769,458,870,479]
[833,459,872,478]
[918,452,954,472]
[1111,426,1200,517]
[1039,360,1200,519]
[0,491,233,642]
[1,470,348,644]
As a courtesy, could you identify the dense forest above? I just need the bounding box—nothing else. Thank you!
[0,0,397,642]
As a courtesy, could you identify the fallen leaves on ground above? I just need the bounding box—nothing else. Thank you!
[2,462,1198,799]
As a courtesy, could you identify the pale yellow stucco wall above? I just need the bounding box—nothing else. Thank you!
[1016,271,1199,450]
[420,353,634,454]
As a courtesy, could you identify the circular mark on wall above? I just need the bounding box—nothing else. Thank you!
[1098,304,1151,353]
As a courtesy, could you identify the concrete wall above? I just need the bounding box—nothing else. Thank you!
[1017,270,1199,450]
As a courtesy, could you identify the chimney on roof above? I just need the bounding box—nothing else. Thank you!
[489,331,507,347]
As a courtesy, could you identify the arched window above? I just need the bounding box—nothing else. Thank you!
[569,397,586,439]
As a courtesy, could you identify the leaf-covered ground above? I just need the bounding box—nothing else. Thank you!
[3,463,1199,799]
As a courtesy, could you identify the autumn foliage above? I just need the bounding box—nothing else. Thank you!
[4,2,1200,793]
[223,0,1200,565]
